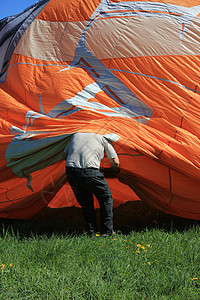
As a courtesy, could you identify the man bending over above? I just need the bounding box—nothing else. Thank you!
[63,132,120,237]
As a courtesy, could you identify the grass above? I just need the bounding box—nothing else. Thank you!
[0,220,200,299]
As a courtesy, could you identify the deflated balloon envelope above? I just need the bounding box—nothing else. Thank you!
[0,0,200,219]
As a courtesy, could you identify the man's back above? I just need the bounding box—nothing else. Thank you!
[64,132,117,169]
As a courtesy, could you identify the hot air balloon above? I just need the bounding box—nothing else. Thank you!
[0,0,200,219]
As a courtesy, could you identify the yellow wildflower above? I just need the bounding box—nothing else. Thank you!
[141,246,145,249]
[192,278,198,280]
[95,234,100,237]
[113,239,117,241]
[146,244,151,247]
[9,264,13,267]
[0,264,5,270]
[147,262,151,266]
[136,251,140,254]
[137,244,141,247]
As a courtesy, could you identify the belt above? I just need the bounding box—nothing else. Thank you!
[66,166,99,170]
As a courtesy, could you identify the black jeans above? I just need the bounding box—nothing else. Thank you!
[66,167,113,236]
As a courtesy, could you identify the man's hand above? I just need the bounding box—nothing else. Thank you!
[110,157,120,172]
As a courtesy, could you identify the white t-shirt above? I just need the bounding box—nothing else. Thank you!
[64,132,117,169]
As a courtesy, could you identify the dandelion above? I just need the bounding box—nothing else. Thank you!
[0,264,5,270]
[113,239,117,241]
[96,234,100,237]
[146,244,151,247]
[192,278,198,280]
[147,262,151,266]
[136,251,140,254]
[137,244,141,247]
[9,264,13,267]
[141,246,145,249]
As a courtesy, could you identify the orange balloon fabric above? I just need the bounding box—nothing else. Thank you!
[0,0,200,219]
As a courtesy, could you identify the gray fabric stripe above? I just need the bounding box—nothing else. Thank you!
[0,0,50,82]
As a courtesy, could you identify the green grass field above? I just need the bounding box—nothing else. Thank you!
[0,217,200,300]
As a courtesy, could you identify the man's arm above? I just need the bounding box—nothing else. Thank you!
[103,138,120,172]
